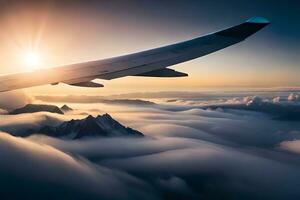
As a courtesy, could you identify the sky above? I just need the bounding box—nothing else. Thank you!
[0,0,299,95]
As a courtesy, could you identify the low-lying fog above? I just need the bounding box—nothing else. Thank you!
[1,90,300,200]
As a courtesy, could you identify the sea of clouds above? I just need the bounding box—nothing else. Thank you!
[1,90,300,199]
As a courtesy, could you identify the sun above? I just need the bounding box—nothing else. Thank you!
[24,52,40,70]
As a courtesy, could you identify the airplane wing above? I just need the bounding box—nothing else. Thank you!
[0,17,269,92]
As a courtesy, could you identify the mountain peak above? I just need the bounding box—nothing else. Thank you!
[102,113,112,118]
[38,114,144,139]
[86,115,96,120]
[60,105,73,112]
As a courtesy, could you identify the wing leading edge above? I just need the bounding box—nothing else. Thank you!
[0,17,269,92]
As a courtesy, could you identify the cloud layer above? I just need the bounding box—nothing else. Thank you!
[1,91,300,199]
[0,132,158,200]
[0,91,32,110]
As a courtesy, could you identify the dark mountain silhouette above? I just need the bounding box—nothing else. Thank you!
[9,104,64,115]
[38,114,144,139]
[35,95,156,105]
[60,105,73,112]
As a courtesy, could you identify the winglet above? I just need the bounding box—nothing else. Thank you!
[217,16,270,40]
[246,16,270,24]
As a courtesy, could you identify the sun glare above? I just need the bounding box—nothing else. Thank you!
[24,52,40,70]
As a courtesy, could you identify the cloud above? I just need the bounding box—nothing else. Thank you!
[28,135,300,200]
[280,140,300,154]
[279,131,300,155]
[203,95,300,121]
[288,93,300,102]
[0,91,33,111]
[0,132,158,200]
[1,91,300,199]
[5,94,300,148]
[273,96,282,103]
[0,112,66,136]
[140,123,230,145]
[0,108,7,114]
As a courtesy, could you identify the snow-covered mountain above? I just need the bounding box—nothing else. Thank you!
[38,113,144,139]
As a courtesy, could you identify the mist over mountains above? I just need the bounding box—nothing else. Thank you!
[1,90,300,199]
[38,114,144,139]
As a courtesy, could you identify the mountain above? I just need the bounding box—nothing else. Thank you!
[35,95,156,106]
[60,105,73,112]
[9,104,64,115]
[38,114,144,139]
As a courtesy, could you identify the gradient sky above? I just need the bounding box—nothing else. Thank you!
[0,0,299,95]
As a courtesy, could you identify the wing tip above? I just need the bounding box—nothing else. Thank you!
[216,16,270,39]
[246,16,270,25]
